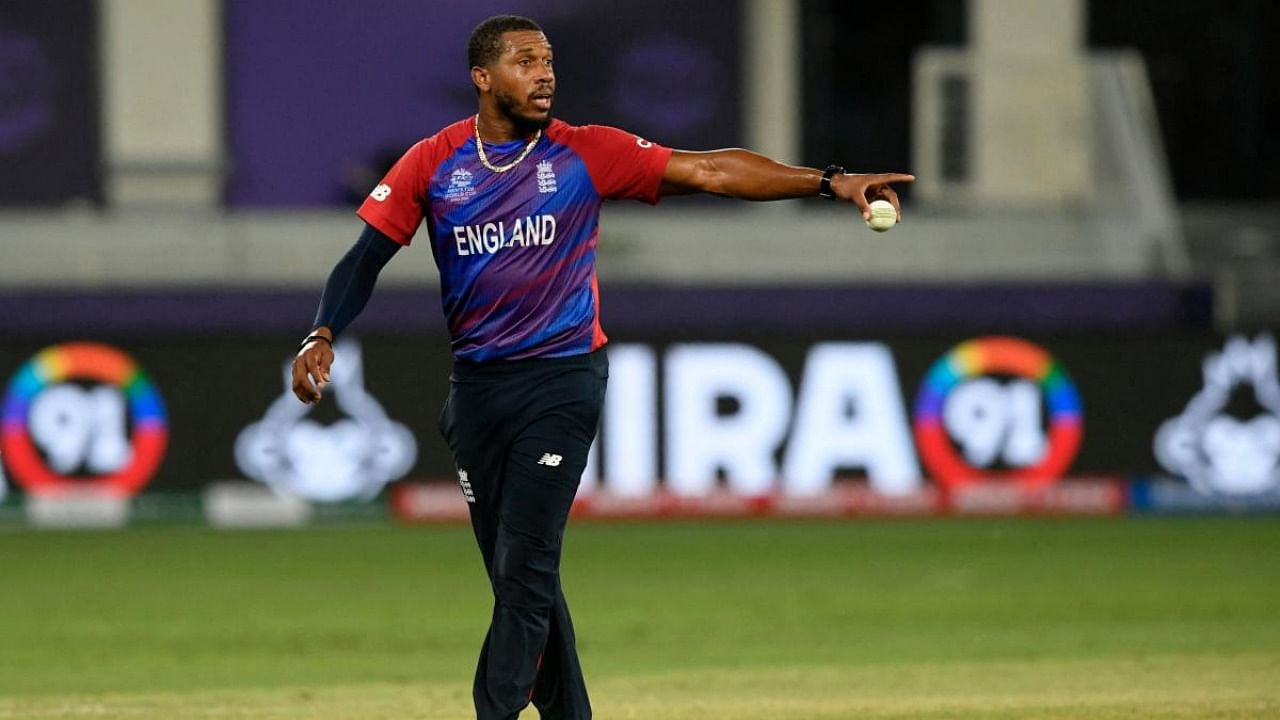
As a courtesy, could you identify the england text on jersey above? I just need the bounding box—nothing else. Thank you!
[452,214,557,256]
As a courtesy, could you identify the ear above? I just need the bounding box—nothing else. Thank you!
[470,66,490,93]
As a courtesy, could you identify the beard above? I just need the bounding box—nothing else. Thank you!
[495,89,553,132]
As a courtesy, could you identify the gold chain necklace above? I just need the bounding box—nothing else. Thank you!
[474,115,541,173]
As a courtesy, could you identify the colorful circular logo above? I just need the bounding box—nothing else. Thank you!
[1,343,167,496]
[913,337,1082,489]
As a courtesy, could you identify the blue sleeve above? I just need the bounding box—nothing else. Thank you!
[312,223,401,337]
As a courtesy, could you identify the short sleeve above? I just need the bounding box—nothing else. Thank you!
[356,140,430,245]
[565,125,673,204]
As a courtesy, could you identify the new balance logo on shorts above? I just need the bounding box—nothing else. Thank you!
[457,468,475,503]
[537,453,563,467]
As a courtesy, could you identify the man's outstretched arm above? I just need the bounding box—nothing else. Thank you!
[291,223,401,404]
[659,148,914,221]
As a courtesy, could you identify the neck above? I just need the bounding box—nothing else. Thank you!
[476,105,545,142]
[476,106,538,143]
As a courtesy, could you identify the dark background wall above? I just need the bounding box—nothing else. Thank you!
[800,0,1280,201]
[0,2,101,206]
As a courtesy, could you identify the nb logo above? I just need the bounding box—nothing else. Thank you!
[537,453,563,467]
[457,468,475,503]
[370,184,392,202]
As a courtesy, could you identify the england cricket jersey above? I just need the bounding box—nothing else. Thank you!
[357,117,672,362]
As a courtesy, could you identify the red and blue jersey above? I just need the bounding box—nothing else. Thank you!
[357,117,672,362]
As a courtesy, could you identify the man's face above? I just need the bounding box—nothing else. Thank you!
[485,30,555,130]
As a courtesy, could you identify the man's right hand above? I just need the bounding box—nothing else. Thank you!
[291,329,335,404]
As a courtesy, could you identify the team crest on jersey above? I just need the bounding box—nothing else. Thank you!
[445,168,476,203]
[536,160,557,194]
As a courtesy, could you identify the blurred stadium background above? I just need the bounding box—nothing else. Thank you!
[1,1,1278,718]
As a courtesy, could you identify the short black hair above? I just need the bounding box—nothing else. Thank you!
[468,15,543,69]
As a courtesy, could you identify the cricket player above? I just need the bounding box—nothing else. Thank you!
[290,14,913,720]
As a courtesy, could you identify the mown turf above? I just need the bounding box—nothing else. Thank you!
[1,518,1277,718]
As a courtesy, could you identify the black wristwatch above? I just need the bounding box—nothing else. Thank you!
[818,164,844,200]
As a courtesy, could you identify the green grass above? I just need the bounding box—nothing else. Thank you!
[1,518,1278,718]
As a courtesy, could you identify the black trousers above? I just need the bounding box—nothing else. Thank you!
[439,349,607,720]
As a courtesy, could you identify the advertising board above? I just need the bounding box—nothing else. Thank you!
[3,327,1275,523]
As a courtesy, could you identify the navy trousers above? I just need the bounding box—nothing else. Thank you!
[439,349,606,720]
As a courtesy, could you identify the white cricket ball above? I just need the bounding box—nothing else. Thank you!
[866,199,897,232]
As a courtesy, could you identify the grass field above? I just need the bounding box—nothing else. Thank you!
[1,517,1278,719]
